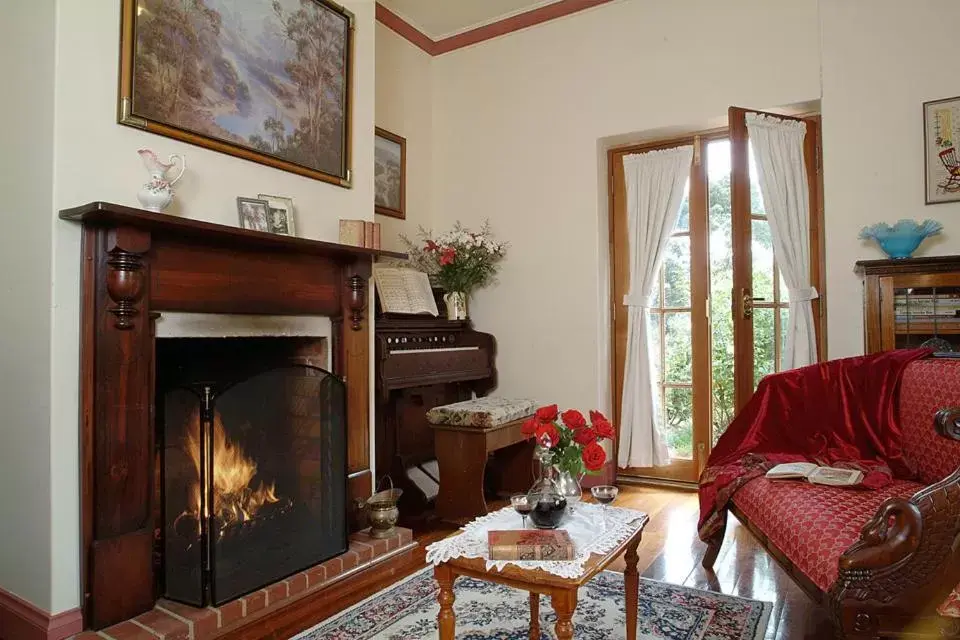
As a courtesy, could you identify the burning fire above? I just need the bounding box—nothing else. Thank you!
[180,409,281,536]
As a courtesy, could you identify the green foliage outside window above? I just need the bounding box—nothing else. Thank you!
[654,177,779,459]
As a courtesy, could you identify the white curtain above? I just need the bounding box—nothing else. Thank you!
[746,113,818,370]
[618,145,694,469]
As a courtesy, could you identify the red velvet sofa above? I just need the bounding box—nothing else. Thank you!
[703,357,960,639]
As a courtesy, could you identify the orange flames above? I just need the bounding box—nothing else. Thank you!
[181,409,280,536]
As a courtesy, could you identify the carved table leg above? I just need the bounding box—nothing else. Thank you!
[435,564,456,640]
[529,591,540,639]
[624,538,641,640]
[551,589,578,640]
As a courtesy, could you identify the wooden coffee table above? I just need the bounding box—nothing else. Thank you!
[433,514,649,640]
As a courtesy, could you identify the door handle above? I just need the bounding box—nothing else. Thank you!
[740,289,766,319]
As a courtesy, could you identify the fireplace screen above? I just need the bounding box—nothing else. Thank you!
[158,338,346,606]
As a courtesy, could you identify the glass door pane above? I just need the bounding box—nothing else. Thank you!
[707,139,735,445]
[749,170,789,384]
[651,183,694,463]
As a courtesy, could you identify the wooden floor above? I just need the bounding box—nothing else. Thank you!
[324,485,835,639]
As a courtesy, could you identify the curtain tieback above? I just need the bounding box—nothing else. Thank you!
[788,286,819,303]
[623,293,654,308]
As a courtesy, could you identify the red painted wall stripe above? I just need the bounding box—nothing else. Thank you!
[376,0,616,56]
[375,3,437,55]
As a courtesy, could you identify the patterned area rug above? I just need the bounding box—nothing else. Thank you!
[293,567,771,640]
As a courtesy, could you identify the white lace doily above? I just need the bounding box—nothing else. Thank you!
[425,503,648,579]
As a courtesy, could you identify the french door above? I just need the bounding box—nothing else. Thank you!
[729,107,825,414]
[610,109,824,483]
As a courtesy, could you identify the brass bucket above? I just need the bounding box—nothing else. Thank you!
[366,477,402,539]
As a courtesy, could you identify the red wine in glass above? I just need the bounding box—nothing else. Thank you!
[511,494,533,529]
[590,485,619,530]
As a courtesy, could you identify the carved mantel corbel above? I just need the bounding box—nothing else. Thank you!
[347,273,367,331]
[104,226,150,330]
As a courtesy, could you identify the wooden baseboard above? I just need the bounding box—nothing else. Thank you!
[0,588,83,640]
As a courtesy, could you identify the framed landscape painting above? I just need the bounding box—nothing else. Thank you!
[374,127,406,219]
[119,0,354,187]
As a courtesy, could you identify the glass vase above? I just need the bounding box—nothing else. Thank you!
[527,448,567,529]
[555,467,583,511]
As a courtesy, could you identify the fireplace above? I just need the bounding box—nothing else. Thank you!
[156,337,346,606]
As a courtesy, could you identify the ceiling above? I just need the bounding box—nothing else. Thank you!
[377,0,562,40]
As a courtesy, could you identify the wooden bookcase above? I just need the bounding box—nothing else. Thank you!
[857,255,960,354]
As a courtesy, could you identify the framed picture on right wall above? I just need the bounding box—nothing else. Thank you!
[924,96,960,204]
[374,127,406,219]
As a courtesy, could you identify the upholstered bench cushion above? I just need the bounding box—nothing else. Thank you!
[731,476,924,591]
[426,397,537,428]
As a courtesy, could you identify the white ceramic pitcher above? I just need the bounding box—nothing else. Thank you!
[137,148,186,212]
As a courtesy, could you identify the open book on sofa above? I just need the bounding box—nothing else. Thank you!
[765,462,863,487]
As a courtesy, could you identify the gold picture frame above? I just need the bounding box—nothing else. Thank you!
[119,0,354,188]
[374,127,406,219]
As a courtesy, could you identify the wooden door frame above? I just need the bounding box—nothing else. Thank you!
[729,107,826,412]
[608,119,826,482]
[608,130,725,482]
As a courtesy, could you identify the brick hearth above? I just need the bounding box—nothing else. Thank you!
[70,529,414,640]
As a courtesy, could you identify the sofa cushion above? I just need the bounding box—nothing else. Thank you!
[731,476,923,591]
[899,358,960,485]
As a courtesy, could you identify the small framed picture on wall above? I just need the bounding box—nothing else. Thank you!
[258,193,297,236]
[374,127,406,219]
[924,96,960,204]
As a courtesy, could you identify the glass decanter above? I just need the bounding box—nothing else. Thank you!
[527,443,567,529]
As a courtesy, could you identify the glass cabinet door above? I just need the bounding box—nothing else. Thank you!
[883,274,960,352]
[892,284,960,351]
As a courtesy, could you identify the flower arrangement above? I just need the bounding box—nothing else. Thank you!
[400,221,507,294]
[521,404,614,476]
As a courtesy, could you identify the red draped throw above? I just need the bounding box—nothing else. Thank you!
[698,347,932,542]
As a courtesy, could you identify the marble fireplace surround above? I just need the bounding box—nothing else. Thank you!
[58,202,406,631]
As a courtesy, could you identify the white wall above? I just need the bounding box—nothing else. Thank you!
[375,24,434,250]
[821,0,960,358]
[0,0,56,612]
[46,0,377,614]
[429,0,822,412]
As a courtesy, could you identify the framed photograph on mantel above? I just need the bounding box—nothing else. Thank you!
[924,96,960,204]
[118,0,354,188]
[374,127,406,219]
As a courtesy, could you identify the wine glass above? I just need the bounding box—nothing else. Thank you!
[590,485,619,530]
[511,494,533,529]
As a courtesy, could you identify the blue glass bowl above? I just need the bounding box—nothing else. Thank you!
[858,219,943,259]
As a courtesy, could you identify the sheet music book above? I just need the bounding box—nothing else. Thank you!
[374,267,439,316]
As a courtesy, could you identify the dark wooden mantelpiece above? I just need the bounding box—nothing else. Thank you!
[60,202,403,630]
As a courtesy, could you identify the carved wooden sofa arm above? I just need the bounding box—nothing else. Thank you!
[829,408,960,639]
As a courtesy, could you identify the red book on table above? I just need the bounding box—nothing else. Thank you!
[488,530,575,561]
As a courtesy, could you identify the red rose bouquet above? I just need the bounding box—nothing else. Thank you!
[521,405,614,476]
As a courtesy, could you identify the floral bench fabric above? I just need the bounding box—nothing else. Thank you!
[426,397,537,428]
